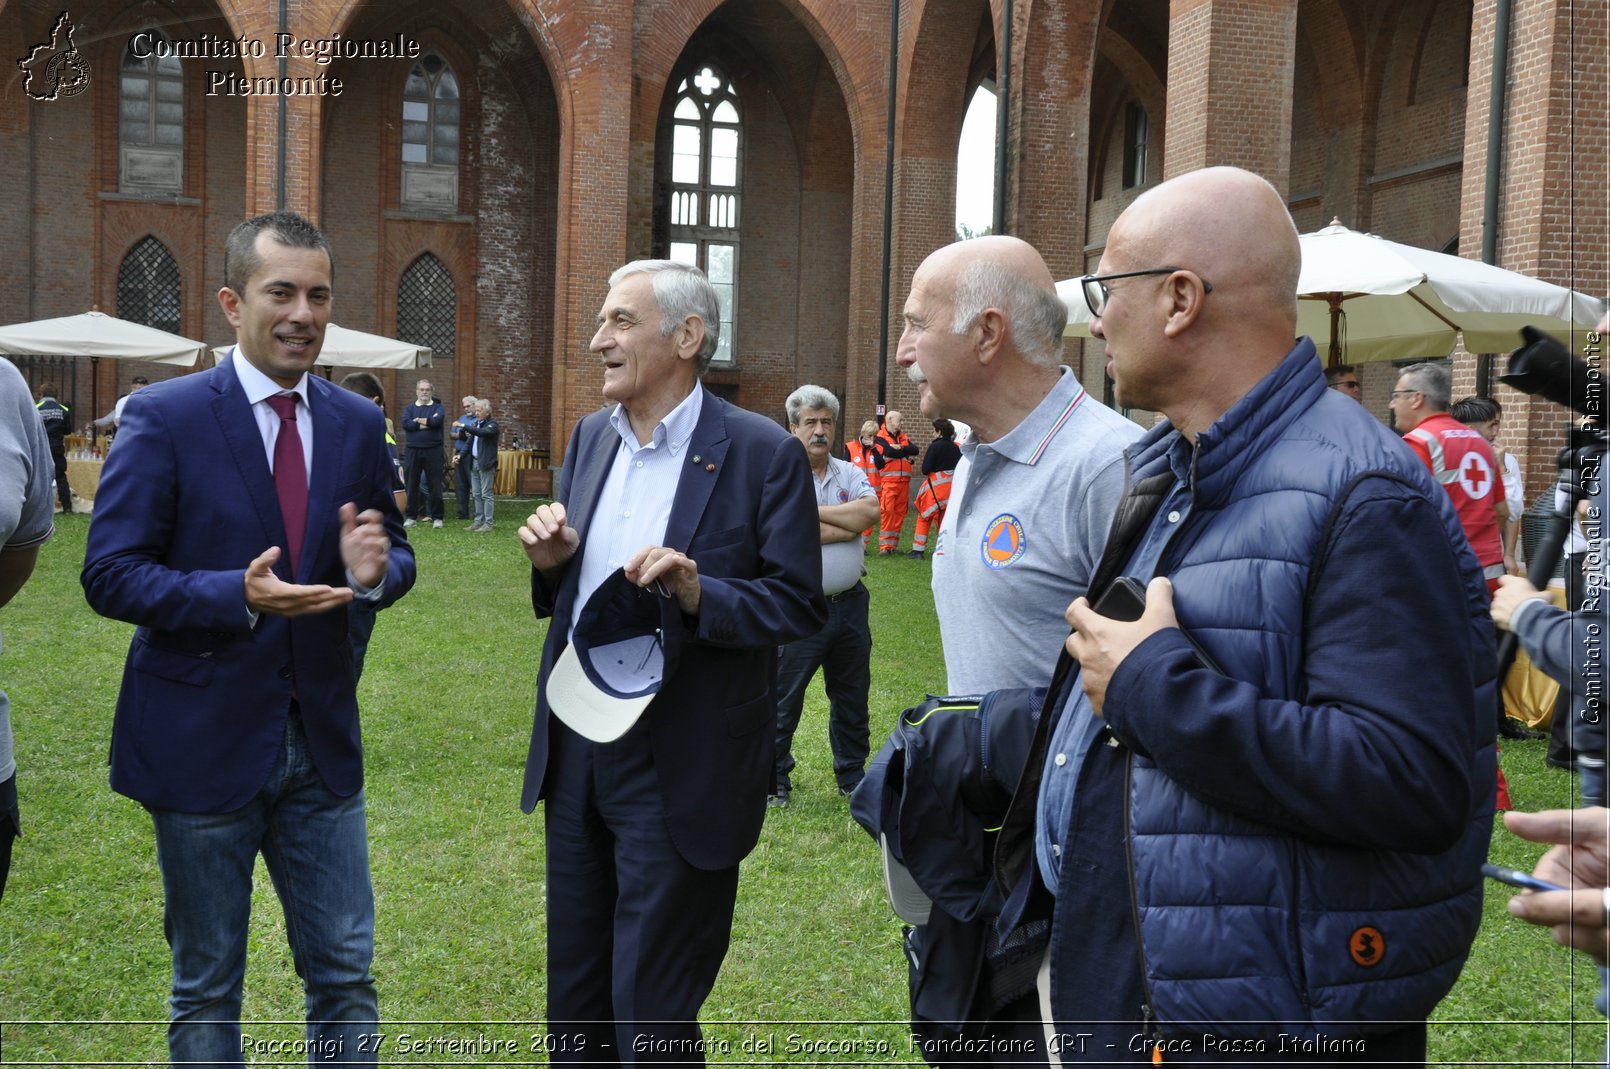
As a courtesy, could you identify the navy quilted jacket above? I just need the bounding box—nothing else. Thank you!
[1003,339,1495,1047]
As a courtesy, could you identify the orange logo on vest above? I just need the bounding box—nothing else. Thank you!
[1349,926,1385,967]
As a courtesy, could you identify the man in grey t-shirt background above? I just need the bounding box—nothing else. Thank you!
[769,384,880,808]
[0,357,57,901]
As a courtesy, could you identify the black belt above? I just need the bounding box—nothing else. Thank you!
[826,581,866,603]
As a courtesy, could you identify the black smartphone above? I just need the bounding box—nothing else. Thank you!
[1090,576,1222,672]
[1481,862,1564,893]
[1092,575,1147,622]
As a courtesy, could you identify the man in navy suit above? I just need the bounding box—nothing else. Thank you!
[82,211,415,1066]
[519,260,825,1064]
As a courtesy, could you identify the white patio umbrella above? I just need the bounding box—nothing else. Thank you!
[311,323,432,369]
[1058,223,1606,365]
[0,309,205,365]
[210,323,432,370]
[1294,222,1605,364]
[1057,277,1097,338]
[0,309,206,430]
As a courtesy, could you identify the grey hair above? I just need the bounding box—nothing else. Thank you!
[610,260,721,373]
[475,399,492,415]
[1399,362,1451,411]
[785,384,840,427]
[461,395,478,406]
[951,259,1067,367]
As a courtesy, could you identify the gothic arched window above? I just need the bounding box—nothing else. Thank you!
[401,52,460,211]
[120,30,183,193]
[398,254,456,363]
[667,65,741,366]
[116,237,181,334]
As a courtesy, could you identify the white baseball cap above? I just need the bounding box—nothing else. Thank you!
[547,568,683,743]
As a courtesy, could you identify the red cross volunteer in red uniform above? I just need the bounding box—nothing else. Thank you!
[1392,361,1512,809]
[1390,362,1507,594]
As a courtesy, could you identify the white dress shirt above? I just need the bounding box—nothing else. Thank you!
[227,348,379,604]
[570,384,705,639]
[230,347,314,475]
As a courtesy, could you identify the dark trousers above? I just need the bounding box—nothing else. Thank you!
[0,771,18,903]
[543,720,741,1067]
[773,582,872,793]
[404,446,444,521]
[49,438,70,511]
[453,453,472,518]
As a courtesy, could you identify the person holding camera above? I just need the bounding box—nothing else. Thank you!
[1493,314,1610,806]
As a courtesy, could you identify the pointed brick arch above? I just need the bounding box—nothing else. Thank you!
[315,0,561,452]
[1290,0,1370,229]
[629,2,858,423]
[1088,25,1167,217]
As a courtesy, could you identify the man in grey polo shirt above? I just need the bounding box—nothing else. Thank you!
[0,357,56,900]
[898,235,1140,695]
[770,385,881,808]
[889,235,1138,1060]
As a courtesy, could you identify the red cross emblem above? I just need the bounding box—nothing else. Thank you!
[1458,452,1494,499]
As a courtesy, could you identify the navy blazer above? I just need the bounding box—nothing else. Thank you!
[462,417,500,470]
[82,356,416,813]
[520,393,826,870]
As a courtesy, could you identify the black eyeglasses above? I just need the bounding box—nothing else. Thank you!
[1330,380,1361,391]
[1081,268,1213,317]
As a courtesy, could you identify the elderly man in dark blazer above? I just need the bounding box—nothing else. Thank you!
[519,260,824,1065]
[83,211,415,1066]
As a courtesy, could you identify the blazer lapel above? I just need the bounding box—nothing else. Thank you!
[565,414,618,540]
[664,395,730,552]
[210,354,286,568]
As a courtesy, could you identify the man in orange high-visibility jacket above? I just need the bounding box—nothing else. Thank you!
[874,411,918,555]
[910,419,960,559]
[846,420,882,549]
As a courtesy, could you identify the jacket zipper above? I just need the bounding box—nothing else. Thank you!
[1122,746,1167,1064]
[1117,437,1198,1066]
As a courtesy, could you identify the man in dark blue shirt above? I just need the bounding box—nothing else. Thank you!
[401,378,445,528]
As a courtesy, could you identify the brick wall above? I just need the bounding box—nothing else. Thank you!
[1164,0,1299,190]
[6,0,1597,491]
[1463,0,1609,506]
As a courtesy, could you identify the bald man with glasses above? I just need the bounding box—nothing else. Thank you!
[995,166,1494,1060]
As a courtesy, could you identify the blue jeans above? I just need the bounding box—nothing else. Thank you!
[773,582,872,792]
[470,464,495,527]
[148,715,378,1067]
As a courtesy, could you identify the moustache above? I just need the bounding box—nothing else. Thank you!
[906,364,927,385]
[809,435,830,445]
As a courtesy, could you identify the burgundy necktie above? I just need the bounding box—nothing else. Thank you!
[267,394,308,577]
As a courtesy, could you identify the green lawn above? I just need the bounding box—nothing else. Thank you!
[1,503,1605,1065]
